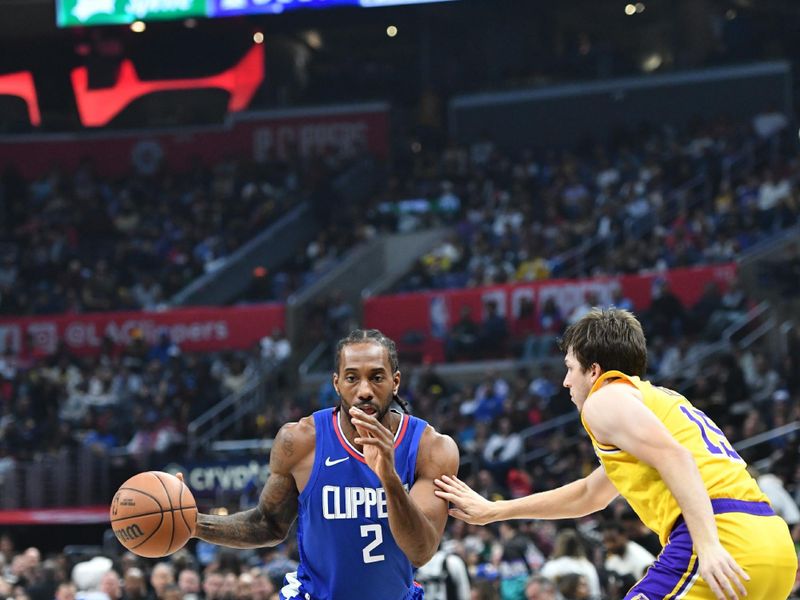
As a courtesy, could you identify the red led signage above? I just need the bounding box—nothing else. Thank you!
[71,44,264,127]
[0,70,41,126]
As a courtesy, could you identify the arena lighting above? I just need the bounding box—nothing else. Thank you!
[70,44,264,127]
[624,3,636,15]
[130,20,146,32]
[0,70,41,126]
[253,31,265,44]
[386,25,398,37]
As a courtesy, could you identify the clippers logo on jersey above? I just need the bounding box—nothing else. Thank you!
[321,484,408,520]
[323,485,388,520]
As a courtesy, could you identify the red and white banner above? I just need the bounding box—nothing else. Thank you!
[0,103,389,179]
[0,304,284,356]
[364,264,738,362]
[0,506,108,525]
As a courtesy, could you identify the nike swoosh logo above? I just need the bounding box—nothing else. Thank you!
[325,456,349,467]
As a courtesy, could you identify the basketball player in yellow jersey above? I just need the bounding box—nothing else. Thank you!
[435,308,797,600]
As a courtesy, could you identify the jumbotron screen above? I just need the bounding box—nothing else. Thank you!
[57,0,458,27]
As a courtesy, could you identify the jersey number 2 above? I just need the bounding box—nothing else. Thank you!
[679,405,742,462]
[360,524,385,563]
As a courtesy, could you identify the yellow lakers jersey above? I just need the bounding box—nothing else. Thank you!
[581,371,768,544]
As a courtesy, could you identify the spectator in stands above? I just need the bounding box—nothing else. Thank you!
[646,279,686,339]
[752,106,789,140]
[617,511,661,558]
[600,521,655,592]
[481,417,522,482]
[566,292,598,327]
[688,281,723,335]
[522,298,564,360]
[471,469,507,504]
[71,557,112,600]
[220,356,254,396]
[555,574,590,600]
[720,275,748,315]
[743,352,781,403]
[539,530,600,600]
[748,466,800,528]
[608,286,633,312]
[176,571,200,600]
[325,291,355,340]
[99,572,122,600]
[158,586,181,600]
[55,583,77,600]
[147,564,174,600]
[122,568,147,600]
[524,575,558,600]
[415,545,471,600]
[201,572,224,600]
[259,330,291,365]
[478,300,508,358]
[131,274,164,312]
[496,522,539,600]
[446,306,480,361]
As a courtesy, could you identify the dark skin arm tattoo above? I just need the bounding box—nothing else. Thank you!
[194,421,311,548]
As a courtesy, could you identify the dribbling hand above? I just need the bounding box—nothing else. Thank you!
[433,475,496,526]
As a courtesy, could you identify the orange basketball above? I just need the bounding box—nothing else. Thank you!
[110,471,197,558]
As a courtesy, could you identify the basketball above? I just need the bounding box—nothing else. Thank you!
[110,471,197,558]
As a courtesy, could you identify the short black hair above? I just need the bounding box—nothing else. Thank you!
[334,329,410,414]
[335,329,399,373]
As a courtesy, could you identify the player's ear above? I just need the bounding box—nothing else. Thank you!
[393,370,401,394]
[332,373,340,396]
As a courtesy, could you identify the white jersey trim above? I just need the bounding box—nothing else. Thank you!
[336,408,405,458]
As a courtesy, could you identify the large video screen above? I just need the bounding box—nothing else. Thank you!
[57,0,457,27]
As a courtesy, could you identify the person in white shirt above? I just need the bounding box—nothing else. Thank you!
[749,468,800,526]
[601,520,656,584]
[539,529,601,599]
[481,416,523,480]
[414,545,470,600]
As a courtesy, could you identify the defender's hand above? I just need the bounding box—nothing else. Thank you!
[433,475,497,526]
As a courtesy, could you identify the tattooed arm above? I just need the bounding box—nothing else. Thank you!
[192,417,315,548]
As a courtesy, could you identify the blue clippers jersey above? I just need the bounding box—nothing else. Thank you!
[279,407,427,600]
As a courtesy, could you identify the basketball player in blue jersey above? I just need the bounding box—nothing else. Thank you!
[435,308,797,600]
[184,329,460,600]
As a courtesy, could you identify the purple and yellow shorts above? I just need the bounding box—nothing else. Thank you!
[625,499,797,600]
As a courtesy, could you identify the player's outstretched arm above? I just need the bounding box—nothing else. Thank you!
[583,385,749,600]
[192,419,311,548]
[434,465,617,525]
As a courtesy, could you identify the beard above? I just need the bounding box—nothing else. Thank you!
[352,397,392,423]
